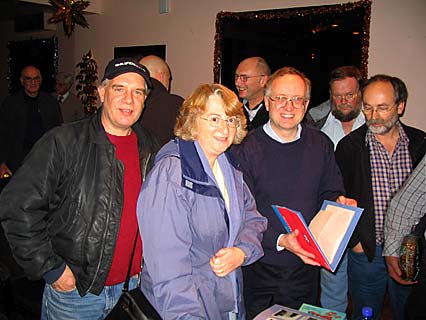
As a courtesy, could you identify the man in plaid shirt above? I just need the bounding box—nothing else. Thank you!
[335,74,425,320]
[384,154,426,319]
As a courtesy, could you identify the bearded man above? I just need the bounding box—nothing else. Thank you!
[335,74,425,320]
[306,66,365,148]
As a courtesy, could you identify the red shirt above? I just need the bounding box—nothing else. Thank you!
[105,131,142,285]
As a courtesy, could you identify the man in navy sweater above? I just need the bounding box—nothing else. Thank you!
[232,67,356,319]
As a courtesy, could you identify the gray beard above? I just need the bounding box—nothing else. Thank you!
[367,113,399,135]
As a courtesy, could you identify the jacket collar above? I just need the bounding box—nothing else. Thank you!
[88,107,139,143]
[177,139,242,198]
[178,139,239,183]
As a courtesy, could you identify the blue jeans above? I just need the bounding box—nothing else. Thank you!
[41,277,138,320]
[320,251,348,312]
[348,246,411,320]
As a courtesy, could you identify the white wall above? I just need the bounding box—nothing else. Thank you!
[1,0,425,130]
[367,0,426,130]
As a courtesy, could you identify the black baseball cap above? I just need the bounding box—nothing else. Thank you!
[101,57,152,88]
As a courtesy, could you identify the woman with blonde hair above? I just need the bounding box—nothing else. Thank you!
[137,83,267,319]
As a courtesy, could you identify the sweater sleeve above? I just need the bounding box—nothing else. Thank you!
[318,134,345,205]
[231,142,281,251]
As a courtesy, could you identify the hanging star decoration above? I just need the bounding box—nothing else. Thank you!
[48,0,90,37]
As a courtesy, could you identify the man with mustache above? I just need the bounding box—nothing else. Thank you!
[234,57,271,130]
[307,66,365,313]
[306,66,365,147]
[335,74,425,320]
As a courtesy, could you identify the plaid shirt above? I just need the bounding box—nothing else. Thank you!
[366,121,412,244]
[383,155,426,256]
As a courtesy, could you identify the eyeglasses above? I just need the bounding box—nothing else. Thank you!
[331,91,359,102]
[234,74,265,82]
[362,104,396,114]
[267,95,307,109]
[200,115,240,128]
[23,76,41,82]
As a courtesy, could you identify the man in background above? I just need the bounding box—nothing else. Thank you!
[307,66,365,313]
[139,55,184,146]
[306,66,365,146]
[0,58,160,318]
[234,57,270,130]
[335,74,425,319]
[0,65,62,180]
[53,72,85,123]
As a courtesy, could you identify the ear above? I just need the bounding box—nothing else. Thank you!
[264,96,271,111]
[260,75,269,87]
[397,101,405,116]
[304,99,310,111]
[20,76,24,86]
[97,86,105,103]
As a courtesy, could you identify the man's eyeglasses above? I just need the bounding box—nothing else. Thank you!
[331,91,358,102]
[200,115,240,128]
[362,104,396,114]
[234,74,265,82]
[23,76,41,82]
[267,95,307,109]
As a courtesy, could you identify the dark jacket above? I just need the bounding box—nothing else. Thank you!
[139,78,183,146]
[0,110,160,296]
[243,100,269,131]
[335,123,426,261]
[0,90,63,172]
[304,99,331,130]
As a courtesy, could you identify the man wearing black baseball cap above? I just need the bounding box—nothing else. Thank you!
[0,57,160,319]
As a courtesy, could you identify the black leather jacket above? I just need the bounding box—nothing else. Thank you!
[0,110,160,295]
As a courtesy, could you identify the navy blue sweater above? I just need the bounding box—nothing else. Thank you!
[232,124,344,266]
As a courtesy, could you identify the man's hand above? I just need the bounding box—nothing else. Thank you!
[210,247,246,277]
[385,256,417,285]
[0,163,12,179]
[278,230,320,266]
[336,195,357,206]
[51,265,77,292]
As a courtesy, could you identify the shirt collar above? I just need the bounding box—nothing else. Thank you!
[263,120,302,143]
[243,99,264,112]
[62,91,70,100]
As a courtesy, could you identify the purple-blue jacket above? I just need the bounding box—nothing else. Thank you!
[137,138,267,319]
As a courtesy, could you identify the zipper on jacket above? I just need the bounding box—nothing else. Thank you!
[85,148,120,294]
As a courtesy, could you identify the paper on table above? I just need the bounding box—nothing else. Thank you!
[309,204,354,263]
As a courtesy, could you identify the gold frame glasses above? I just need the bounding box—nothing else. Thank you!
[267,95,307,109]
[200,115,240,128]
